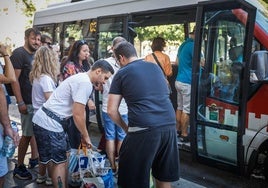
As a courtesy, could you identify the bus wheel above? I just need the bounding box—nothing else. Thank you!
[251,147,268,180]
[264,153,268,181]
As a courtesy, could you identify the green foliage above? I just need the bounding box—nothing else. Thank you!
[16,0,36,17]
[262,0,268,4]
[135,25,185,44]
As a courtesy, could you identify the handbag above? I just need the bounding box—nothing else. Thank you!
[152,53,172,94]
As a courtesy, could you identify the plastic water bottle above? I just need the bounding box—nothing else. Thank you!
[1,121,18,158]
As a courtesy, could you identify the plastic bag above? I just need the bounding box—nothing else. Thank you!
[68,145,109,187]
[80,169,113,188]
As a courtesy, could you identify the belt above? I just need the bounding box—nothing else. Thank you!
[128,126,148,132]
[42,106,68,126]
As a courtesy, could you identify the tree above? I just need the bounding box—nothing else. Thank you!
[15,0,36,18]
[15,0,63,25]
[135,25,185,42]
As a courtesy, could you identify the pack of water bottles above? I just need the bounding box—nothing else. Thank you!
[0,121,18,158]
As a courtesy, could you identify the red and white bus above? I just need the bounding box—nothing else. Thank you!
[33,0,268,179]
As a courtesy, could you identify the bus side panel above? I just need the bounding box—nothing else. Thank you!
[246,84,268,132]
[205,98,238,126]
[204,98,239,163]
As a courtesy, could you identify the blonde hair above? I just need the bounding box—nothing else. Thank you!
[30,46,59,84]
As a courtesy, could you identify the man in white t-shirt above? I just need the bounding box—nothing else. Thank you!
[32,59,114,187]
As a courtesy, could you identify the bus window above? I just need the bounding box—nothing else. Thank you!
[36,24,62,45]
[97,17,125,59]
[81,19,97,60]
[62,21,84,56]
[199,14,246,107]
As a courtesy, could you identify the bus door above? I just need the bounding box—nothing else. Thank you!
[190,0,256,173]
[95,15,130,129]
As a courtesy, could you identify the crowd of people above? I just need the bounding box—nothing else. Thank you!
[0,26,202,187]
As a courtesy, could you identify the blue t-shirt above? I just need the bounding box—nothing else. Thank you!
[109,59,175,128]
[176,38,194,84]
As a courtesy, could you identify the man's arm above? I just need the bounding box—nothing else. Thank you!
[107,94,128,133]
[0,45,16,83]
[0,86,10,126]
[0,87,20,146]
[11,69,27,114]
[72,102,93,147]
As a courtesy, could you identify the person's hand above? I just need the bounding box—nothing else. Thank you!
[18,104,28,114]
[87,99,96,110]
[0,44,8,56]
[94,83,103,91]
[4,126,20,146]
[81,134,93,149]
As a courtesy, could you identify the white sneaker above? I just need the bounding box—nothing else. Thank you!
[45,177,53,186]
[36,174,46,184]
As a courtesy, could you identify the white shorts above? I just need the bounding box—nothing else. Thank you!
[175,81,191,114]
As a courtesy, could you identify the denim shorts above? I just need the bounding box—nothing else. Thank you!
[102,111,127,141]
[0,125,8,177]
[21,104,34,136]
[33,123,70,164]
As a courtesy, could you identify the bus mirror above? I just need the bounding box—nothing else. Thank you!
[250,51,268,81]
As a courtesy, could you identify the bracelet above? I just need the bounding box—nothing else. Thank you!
[3,54,9,57]
[17,101,25,107]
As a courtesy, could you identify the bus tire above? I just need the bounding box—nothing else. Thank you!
[263,151,268,181]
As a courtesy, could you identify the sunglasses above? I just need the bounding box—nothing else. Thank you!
[78,40,87,45]
[43,41,53,49]
[44,41,52,46]
[75,40,88,49]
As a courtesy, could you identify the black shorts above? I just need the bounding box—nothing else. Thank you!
[118,125,180,188]
[33,123,70,164]
[65,117,81,149]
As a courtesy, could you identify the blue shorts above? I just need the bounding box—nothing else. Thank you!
[33,123,70,164]
[102,111,127,141]
[118,125,180,188]
[0,125,8,177]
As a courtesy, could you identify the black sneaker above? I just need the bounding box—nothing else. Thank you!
[28,158,39,169]
[180,135,190,143]
[13,164,32,180]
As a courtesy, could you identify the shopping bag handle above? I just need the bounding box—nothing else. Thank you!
[77,143,88,155]
[77,145,97,178]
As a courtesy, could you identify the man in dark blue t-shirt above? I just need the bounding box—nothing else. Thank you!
[108,41,180,188]
[10,28,41,180]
